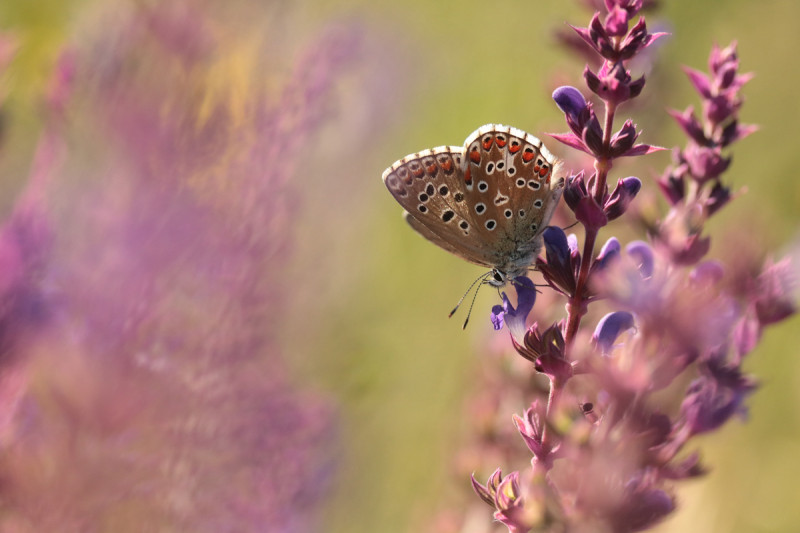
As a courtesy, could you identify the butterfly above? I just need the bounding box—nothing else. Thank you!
[382,124,565,288]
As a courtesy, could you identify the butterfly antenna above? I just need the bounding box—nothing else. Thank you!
[562,220,579,231]
[461,277,487,330]
[449,271,492,319]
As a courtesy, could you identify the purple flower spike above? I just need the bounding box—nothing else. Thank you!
[592,311,636,355]
[605,176,641,220]
[462,10,791,530]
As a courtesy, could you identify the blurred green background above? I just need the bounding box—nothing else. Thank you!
[2,1,800,532]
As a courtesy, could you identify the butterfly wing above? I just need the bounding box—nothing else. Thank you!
[382,125,565,273]
[382,144,499,268]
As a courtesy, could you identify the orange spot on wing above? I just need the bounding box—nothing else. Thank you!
[412,165,425,178]
[496,137,507,148]
[522,151,535,163]
[464,167,472,185]
[539,166,549,178]
[469,148,481,164]
[482,138,494,150]
[509,142,521,154]
[426,163,438,176]
[441,158,453,173]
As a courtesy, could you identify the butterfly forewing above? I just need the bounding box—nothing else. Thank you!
[383,145,500,267]
[382,124,564,275]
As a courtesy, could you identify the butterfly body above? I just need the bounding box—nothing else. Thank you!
[382,124,565,285]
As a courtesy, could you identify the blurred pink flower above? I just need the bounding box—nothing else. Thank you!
[0,2,388,531]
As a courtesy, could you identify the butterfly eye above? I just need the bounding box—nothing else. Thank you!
[492,270,504,283]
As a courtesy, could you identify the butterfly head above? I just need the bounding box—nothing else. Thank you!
[487,268,510,288]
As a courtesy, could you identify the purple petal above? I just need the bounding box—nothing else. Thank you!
[668,107,708,146]
[604,6,630,37]
[620,142,665,157]
[682,66,713,99]
[593,311,636,355]
[552,85,587,119]
[491,304,505,331]
[689,260,725,286]
[657,173,685,205]
[568,23,597,53]
[605,176,642,220]
[513,277,537,320]
[625,241,654,278]
[543,226,570,268]
[567,233,580,255]
[595,236,622,270]
[548,132,591,154]
[471,474,496,507]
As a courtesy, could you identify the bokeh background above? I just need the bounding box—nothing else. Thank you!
[0,0,798,532]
